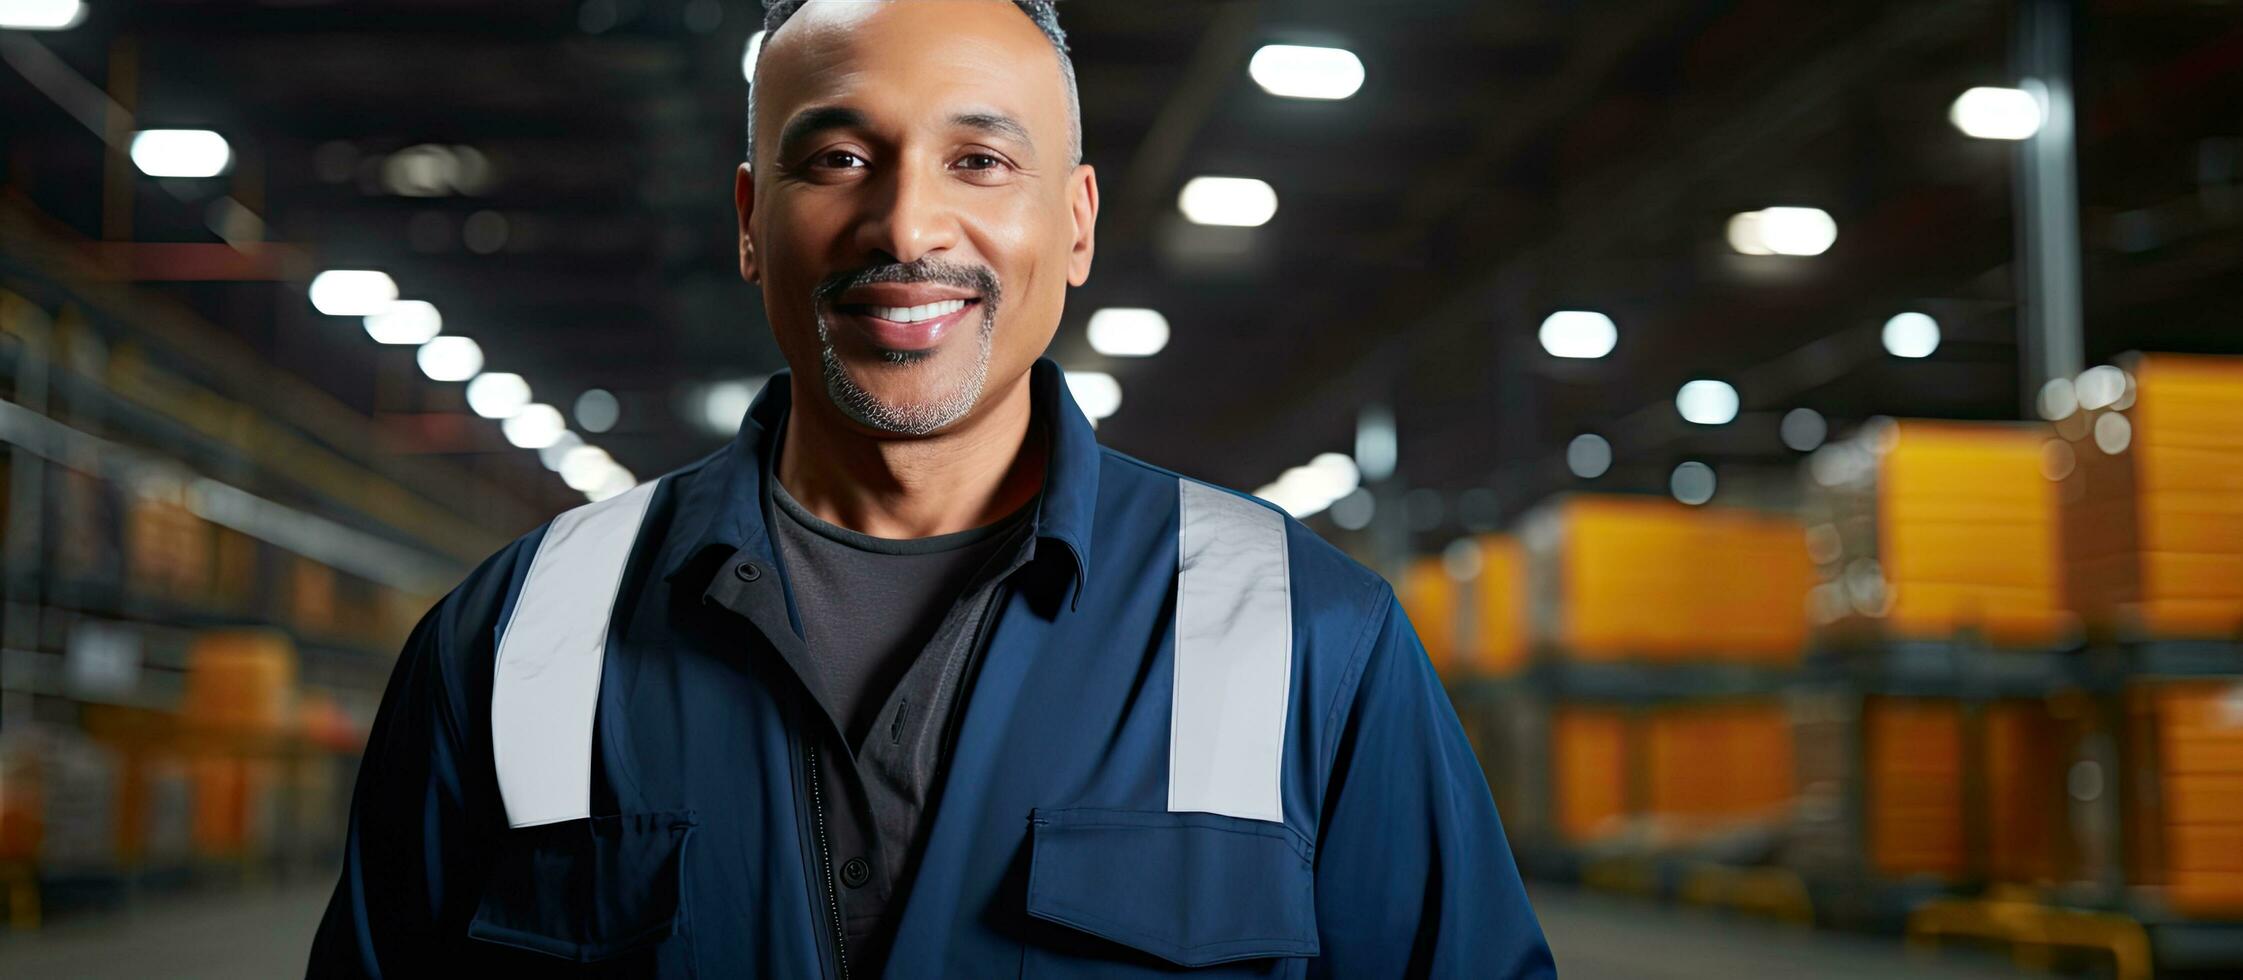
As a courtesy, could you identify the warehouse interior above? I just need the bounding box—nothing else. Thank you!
[3,0,2242,976]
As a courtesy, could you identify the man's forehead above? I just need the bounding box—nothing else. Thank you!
[758,1,1065,139]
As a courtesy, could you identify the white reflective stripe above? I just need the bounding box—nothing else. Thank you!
[1169,479,1292,823]
[491,479,659,828]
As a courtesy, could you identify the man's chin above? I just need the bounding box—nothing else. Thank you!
[821,350,988,436]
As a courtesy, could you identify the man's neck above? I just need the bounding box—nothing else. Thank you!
[775,372,1045,539]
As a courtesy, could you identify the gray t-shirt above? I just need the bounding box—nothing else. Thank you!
[764,472,1036,973]
[769,477,1028,744]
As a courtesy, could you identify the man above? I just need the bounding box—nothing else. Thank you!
[309,1,1552,977]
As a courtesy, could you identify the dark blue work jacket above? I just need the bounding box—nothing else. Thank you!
[308,358,1552,978]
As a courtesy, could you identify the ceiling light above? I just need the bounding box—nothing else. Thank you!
[1064,371,1123,420]
[1950,86,2043,141]
[1671,461,1716,505]
[1248,44,1365,101]
[559,445,616,492]
[1566,434,1611,479]
[0,1,88,30]
[1882,312,1940,358]
[697,378,762,435]
[415,335,483,382]
[362,299,442,345]
[1780,408,1827,452]
[309,270,397,316]
[1539,311,1618,359]
[575,388,620,433]
[129,129,231,178]
[537,430,582,470]
[1676,379,1740,425]
[465,372,531,419]
[1727,207,1837,256]
[1178,176,1277,227]
[502,403,566,449]
[1086,308,1170,357]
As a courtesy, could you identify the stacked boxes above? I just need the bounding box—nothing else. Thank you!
[1398,557,1459,676]
[1865,698,1966,878]
[2065,354,2243,640]
[1809,420,2075,648]
[1644,702,1794,831]
[1523,495,1812,663]
[1468,535,1532,677]
[1552,707,1631,843]
[2129,681,2243,915]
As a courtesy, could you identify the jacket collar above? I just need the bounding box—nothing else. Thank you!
[656,357,1099,605]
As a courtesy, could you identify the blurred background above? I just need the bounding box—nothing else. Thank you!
[1,0,2240,976]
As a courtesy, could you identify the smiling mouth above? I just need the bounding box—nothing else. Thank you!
[827,297,986,355]
[833,297,982,324]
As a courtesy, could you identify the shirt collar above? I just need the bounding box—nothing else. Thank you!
[657,357,1101,606]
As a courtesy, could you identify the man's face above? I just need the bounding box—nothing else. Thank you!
[737,0,1097,436]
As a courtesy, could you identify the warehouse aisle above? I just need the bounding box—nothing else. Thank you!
[0,878,2038,979]
[1532,886,2031,979]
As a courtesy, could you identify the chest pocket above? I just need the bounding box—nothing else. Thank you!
[465,810,698,974]
[1021,807,1318,977]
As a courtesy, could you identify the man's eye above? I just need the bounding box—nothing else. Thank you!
[958,154,1007,172]
[816,151,866,169]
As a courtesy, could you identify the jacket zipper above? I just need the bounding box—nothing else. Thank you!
[806,742,851,980]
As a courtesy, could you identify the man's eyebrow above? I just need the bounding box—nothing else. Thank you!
[776,105,869,157]
[951,111,1035,152]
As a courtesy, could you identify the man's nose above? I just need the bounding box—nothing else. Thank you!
[854,162,962,265]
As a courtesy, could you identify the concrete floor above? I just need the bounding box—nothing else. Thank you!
[1529,886,2030,979]
[0,879,2034,978]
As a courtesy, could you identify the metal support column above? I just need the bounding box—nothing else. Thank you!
[2015,0,2086,414]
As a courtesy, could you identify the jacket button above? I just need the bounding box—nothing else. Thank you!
[734,561,762,582]
[840,857,870,888]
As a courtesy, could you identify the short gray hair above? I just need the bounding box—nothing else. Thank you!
[748,1,1082,168]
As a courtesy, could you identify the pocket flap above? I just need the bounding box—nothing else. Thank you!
[1025,807,1319,967]
[467,809,697,962]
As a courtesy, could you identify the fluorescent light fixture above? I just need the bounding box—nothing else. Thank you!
[697,378,762,435]
[741,30,767,82]
[1177,176,1277,227]
[1670,461,1716,505]
[309,270,397,316]
[1355,405,1396,482]
[0,0,87,30]
[1303,451,1361,500]
[1881,312,1940,358]
[575,388,620,433]
[362,299,442,345]
[1539,310,1618,359]
[129,129,231,178]
[415,335,483,382]
[537,431,582,470]
[465,372,532,419]
[1086,308,1170,357]
[1064,370,1123,420]
[559,445,616,492]
[1248,44,1365,101]
[2075,365,2128,412]
[1726,207,1837,256]
[1950,86,2042,141]
[586,466,637,502]
[502,403,566,450]
[1780,408,1828,452]
[1566,434,1611,479]
[1676,379,1740,425]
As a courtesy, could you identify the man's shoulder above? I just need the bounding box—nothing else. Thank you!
[1093,448,1392,623]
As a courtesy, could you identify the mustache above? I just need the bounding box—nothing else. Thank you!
[812,257,1002,310]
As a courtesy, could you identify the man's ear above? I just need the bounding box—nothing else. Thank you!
[1066,162,1099,287]
[734,163,760,283]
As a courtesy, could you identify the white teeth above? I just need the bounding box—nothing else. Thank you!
[866,298,968,323]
